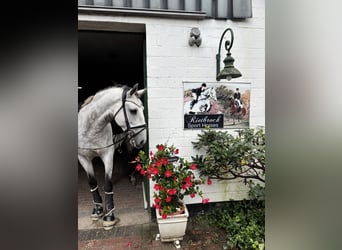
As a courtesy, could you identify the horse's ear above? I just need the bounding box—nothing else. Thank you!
[129,83,139,95]
[136,89,146,98]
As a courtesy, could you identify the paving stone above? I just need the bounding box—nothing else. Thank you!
[78,160,227,249]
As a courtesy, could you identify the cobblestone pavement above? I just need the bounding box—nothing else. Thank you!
[78,158,226,250]
[78,218,226,250]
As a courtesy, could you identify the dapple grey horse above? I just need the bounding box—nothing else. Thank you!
[78,84,147,230]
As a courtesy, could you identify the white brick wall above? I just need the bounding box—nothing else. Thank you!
[79,0,265,205]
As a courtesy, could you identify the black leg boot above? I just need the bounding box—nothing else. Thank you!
[103,192,117,230]
[90,186,104,220]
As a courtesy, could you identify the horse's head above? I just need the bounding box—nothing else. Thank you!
[209,87,217,101]
[228,96,235,107]
[201,87,217,101]
[115,84,147,149]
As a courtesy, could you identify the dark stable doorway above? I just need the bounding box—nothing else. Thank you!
[78,30,145,103]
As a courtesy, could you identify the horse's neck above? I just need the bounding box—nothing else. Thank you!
[201,89,213,97]
[79,88,123,133]
[200,90,208,97]
[201,89,208,95]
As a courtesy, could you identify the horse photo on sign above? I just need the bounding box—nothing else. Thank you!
[183,81,251,129]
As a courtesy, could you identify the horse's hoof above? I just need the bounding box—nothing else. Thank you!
[103,214,118,230]
[91,206,104,221]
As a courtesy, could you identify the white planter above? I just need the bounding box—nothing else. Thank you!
[156,204,189,242]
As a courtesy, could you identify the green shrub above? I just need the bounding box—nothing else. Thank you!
[192,128,265,183]
[205,198,264,250]
[192,128,265,249]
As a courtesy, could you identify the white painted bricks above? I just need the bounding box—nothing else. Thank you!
[79,0,265,204]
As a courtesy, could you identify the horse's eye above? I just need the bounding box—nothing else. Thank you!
[130,109,137,115]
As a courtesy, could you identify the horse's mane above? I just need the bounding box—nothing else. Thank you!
[80,95,94,109]
[79,84,131,110]
[94,84,130,96]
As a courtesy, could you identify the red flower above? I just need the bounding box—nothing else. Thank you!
[165,170,172,177]
[154,184,161,190]
[165,196,172,203]
[136,144,206,217]
[202,198,210,204]
[167,188,177,196]
[161,157,168,166]
[135,164,142,171]
[185,176,193,187]
[151,168,159,175]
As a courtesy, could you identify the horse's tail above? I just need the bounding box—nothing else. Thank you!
[80,95,94,109]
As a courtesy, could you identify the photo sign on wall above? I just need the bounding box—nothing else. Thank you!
[183,81,251,129]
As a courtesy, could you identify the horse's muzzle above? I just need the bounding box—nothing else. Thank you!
[128,125,147,149]
[130,138,145,149]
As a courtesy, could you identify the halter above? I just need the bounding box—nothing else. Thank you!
[78,87,147,150]
[112,87,147,148]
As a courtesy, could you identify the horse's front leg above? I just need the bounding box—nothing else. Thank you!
[101,148,117,230]
[78,155,104,221]
[231,112,236,125]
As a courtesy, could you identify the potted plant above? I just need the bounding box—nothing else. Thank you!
[135,144,210,242]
